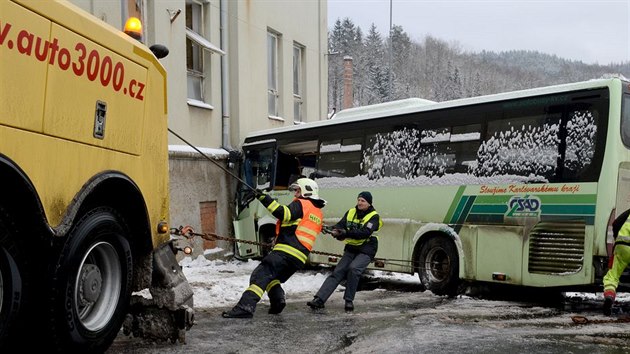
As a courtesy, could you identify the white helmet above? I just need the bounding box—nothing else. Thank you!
[290,178,320,200]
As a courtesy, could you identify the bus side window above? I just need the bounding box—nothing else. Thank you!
[450,124,481,174]
[419,127,451,177]
[275,151,301,188]
[363,127,422,179]
[477,114,561,180]
[317,138,363,178]
[563,108,598,179]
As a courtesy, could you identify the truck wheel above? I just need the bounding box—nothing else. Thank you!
[0,214,22,348]
[417,236,459,297]
[50,207,132,353]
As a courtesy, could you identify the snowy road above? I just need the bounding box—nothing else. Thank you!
[107,258,630,353]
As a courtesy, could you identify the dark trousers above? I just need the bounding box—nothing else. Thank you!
[236,250,301,313]
[315,251,372,303]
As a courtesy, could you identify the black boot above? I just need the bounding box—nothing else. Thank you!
[307,296,325,309]
[344,301,354,312]
[222,305,253,318]
[268,298,286,314]
[603,290,616,316]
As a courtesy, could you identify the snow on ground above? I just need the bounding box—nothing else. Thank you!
[179,250,630,310]
[179,252,420,309]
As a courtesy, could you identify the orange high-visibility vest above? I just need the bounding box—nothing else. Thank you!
[275,199,323,251]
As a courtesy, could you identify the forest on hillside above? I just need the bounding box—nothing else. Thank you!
[327,18,630,111]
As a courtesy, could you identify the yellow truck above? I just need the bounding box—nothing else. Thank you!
[0,0,193,351]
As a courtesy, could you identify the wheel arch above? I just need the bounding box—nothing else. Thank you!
[0,155,50,243]
[1,156,155,309]
[411,223,466,278]
[69,172,154,287]
[0,157,152,258]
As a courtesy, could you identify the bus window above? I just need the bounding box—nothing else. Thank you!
[243,147,275,190]
[275,151,302,188]
[564,108,598,179]
[477,113,562,181]
[316,137,363,178]
[364,127,422,179]
[451,124,481,173]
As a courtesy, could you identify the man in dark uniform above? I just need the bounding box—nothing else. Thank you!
[307,191,382,312]
[222,178,326,318]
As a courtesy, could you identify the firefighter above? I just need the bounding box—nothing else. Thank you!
[222,178,326,318]
[307,191,382,312]
[603,208,630,315]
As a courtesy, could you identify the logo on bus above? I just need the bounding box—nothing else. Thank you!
[506,195,541,217]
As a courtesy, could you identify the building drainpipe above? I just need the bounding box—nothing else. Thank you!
[220,0,231,150]
[343,56,353,109]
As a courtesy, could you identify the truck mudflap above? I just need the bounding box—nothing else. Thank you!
[122,242,195,343]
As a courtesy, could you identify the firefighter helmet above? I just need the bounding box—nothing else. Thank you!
[290,178,320,200]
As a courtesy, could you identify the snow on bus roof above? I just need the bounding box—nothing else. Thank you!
[245,78,623,140]
[331,97,436,120]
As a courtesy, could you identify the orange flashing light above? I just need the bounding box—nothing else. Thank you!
[124,17,143,41]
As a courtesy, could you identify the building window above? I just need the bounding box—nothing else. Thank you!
[267,31,279,118]
[293,43,304,123]
[186,0,224,107]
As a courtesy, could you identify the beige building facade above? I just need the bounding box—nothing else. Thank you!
[72,0,328,258]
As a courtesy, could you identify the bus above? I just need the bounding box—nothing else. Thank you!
[233,77,630,297]
[1,1,192,352]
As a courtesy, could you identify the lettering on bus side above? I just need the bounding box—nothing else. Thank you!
[506,195,541,217]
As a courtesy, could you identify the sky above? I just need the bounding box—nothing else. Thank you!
[327,0,630,65]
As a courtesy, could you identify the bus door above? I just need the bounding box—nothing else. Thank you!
[233,141,277,258]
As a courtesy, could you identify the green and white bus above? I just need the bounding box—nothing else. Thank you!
[233,77,630,296]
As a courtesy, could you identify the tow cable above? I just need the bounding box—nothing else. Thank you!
[173,225,349,258]
[170,225,415,268]
[167,129,426,270]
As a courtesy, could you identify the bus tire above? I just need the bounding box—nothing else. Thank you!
[0,211,22,348]
[49,207,132,353]
[417,236,459,297]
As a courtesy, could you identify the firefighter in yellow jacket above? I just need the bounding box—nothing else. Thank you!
[603,208,630,315]
[222,178,326,318]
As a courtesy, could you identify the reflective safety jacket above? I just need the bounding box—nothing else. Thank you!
[343,207,382,246]
[259,194,325,264]
[276,199,323,251]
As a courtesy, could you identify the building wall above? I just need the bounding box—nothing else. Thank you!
[228,0,328,145]
[72,0,328,259]
[169,150,233,260]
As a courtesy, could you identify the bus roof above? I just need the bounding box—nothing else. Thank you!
[245,77,626,141]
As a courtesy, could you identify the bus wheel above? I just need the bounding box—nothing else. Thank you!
[417,236,459,297]
[50,207,132,353]
[0,212,22,348]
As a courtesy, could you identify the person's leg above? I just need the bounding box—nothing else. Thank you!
[603,244,630,315]
[267,259,298,314]
[223,252,282,318]
[342,253,372,311]
[267,280,286,314]
[313,251,355,303]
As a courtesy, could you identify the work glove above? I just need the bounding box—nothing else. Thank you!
[322,225,334,235]
[331,228,346,240]
[244,189,265,204]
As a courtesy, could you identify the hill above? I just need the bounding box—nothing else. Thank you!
[328,18,630,109]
